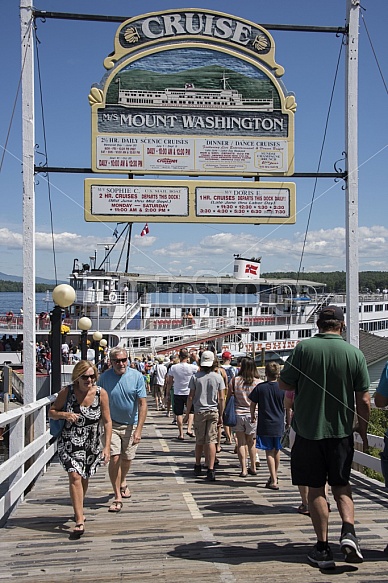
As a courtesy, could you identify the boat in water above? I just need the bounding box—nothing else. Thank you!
[2,252,387,362]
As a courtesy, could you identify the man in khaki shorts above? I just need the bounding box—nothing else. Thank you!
[99,347,148,512]
[184,351,224,481]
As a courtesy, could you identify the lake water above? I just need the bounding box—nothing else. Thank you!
[0,292,53,315]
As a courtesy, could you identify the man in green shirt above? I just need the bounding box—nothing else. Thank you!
[279,305,370,569]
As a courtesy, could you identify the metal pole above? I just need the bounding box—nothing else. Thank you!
[345,0,360,347]
[50,306,62,394]
[81,331,87,360]
[20,0,36,403]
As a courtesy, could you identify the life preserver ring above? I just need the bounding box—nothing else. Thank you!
[109,292,117,302]
[238,341,244,350]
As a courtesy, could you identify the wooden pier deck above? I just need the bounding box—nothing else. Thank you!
[1,404,388,582]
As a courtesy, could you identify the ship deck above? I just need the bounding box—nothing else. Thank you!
[1,403,388,582]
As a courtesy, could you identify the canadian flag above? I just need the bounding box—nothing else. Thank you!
[245,264,258,275]
[140,223,149,237]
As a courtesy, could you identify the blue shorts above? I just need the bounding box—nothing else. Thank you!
[256,435,282,451]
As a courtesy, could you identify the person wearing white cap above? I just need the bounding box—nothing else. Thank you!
[184,351,225,481]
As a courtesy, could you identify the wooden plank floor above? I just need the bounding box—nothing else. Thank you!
[1,402,388,582]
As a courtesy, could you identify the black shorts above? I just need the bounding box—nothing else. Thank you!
[173,394,193,416]
[291,433,354,488]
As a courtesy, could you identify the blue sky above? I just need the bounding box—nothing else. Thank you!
[1,0,387,281]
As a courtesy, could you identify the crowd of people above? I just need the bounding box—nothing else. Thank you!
[48,304,388,570]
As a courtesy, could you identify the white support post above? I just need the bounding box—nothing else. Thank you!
[345,0,360,347]
[20,0,36,402]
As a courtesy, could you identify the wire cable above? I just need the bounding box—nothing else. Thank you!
[295,37,345,286]
[34,21,58,284]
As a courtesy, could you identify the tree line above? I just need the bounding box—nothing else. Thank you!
[262,271,388,293]
[0,280,54,293]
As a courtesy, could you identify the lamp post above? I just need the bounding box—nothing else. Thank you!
[78,316,92,360]
[99,338,107,368]
[51,284,76,394]
[92,331,103,367]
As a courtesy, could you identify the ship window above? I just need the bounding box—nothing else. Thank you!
[261,306,275,315]
[225,333,242,343]
[209,308,227,316]
[275,330,291,340]
[251,332,267,341]
[132,337,151,348]
[245,308,253,315]
[376,304,384,311]
[298,329,312,338]
[363,305,373,312]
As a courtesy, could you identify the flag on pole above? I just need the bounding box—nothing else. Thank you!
[141,223,149,237]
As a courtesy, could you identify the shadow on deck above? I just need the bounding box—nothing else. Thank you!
[1,402,388,582]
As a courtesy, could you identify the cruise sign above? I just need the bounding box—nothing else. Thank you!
[89,9,296,178]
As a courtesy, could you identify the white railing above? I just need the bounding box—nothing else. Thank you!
[0,401,385,524]
[0,394,57,525]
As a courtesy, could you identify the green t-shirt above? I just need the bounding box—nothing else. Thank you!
[280,333,370,440]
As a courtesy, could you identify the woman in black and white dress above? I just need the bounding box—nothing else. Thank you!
[49,360,112,536]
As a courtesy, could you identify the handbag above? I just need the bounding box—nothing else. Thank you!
[280,426,290,448]
[223,394,237,427]
[49,385,70,438]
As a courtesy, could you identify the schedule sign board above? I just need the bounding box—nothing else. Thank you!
[84,179,296,224]
[89,9,296,177]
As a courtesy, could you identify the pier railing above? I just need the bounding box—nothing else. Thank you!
[0,394,57,526]
[0,394,385,525]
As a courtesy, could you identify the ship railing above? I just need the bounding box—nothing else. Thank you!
[0,393,58,525]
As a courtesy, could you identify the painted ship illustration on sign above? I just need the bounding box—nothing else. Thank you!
[116,72,274,112]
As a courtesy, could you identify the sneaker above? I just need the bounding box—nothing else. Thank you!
[206,469,216,482]
[255,454,261,468]
[340,533,363,563]
[194,464,202,476]
[307,544,335,569]
[171,419,177,425]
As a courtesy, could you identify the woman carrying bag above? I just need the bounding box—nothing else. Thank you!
[49,360,112,537]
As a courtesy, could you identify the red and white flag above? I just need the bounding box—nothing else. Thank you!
[140,223,149,237]
[245,264,258,275]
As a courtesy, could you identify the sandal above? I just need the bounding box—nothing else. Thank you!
[108,500,123,513]
[298,503,310,515]
[73,523,84,536]
[247,468,257,476]
[265,478,279,490]
[120,485,131,499]
[239,471,248,478]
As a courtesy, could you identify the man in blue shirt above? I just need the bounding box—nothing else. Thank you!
[99,347,147,513]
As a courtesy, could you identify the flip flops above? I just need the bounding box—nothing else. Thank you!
[298,504,310,515]
[73,523,85,536]
[120,485,131,498]
[108,500,123,513]
[265,478,279,490]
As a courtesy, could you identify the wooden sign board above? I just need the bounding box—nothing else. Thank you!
[89,9,296,177]
[84,179,296,224]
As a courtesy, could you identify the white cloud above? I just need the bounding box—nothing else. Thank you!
[1,224,388,277]
[152,225,388,273]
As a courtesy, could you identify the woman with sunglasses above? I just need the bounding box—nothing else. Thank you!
[49,360,112,537]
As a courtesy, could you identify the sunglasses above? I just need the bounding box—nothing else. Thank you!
[80,374,95,380]
[112,358,128,364]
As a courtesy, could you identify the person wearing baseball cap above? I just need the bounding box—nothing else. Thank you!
[184,351,225,481]
[279,305,370,568]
